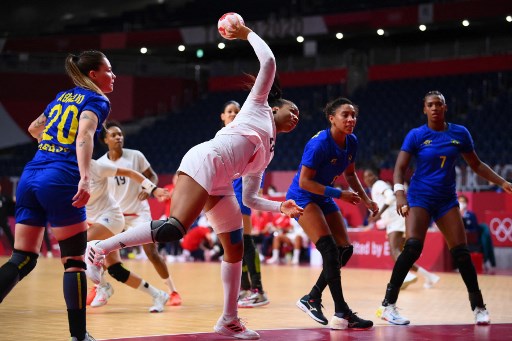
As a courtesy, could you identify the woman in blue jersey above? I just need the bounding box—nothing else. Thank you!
[376,90,512,326]
[85,22,302,340]
[0,50,114,341]
[289,97,378,330]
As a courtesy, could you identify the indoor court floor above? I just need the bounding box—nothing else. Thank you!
[0,257,510,340]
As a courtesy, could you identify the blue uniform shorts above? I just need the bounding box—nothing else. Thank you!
[16,167,86,227]
[286,192,340,218]
[235,191,251,216]
[407,192,459,222]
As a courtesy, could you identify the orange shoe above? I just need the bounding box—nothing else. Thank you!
[167,291,182,306]
[86,285,97,306]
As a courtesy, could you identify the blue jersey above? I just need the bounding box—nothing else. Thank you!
[402,123,473,199]
[287,129,358,201]
[26,87,110,172]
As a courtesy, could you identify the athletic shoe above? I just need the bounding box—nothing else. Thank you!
[214,316,260,340]
[238,290,269,308]
[423,273,441,289]
[90,282,114,308]
[149,290,169,313]
[86,285,97,306]
[85,241,106,285]
[401,272,418,290]
[167,291,182,306]
[70,332,96,341]
[238,289,251,301]
[265,257,279,264]
[296,294,328,325]
[474,307,491,325]
[376,304,410,325]
[330,310,374,330]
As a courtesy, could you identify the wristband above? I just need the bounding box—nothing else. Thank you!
[141,178,157,194]
[324,186,342,198]
[393,184,405,193]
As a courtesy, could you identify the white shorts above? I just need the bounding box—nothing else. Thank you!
[124,211,152,231]
[87,208,125,235]
[178,134,256,196]
[385,216,406,235]
[285,230,309,248]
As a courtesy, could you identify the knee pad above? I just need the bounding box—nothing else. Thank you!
[58,231,87,257]
[338,245,353,267]
[315,235,340,281]
[107,262,130,283]
[205,196,242,234]
[64,259,86,270]
[450,244,471,265]
[402,238,423,263]
[9,249,39,280]
[150,216,186,243]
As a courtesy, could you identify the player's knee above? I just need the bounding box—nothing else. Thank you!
[450,244,471,264]
[9,249,39,280]
[338,245,353,267]
[150,216,186,243]
[58,231,87,257]
[316,235,341,281]
[107,262,130,283]
[402,238,423,263]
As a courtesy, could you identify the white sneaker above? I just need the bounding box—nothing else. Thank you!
[376,304,410,325]
[238,289,251,301]
[266,257,278,264]
[70,332,96,340]
[214,317,260,340]
[474,307,490,325]
[238,290,269,308]
[85,241,106,285]
[401,272,418,290]
[423,273,441,289]
[149,290,169,313]
[90,282,114,307]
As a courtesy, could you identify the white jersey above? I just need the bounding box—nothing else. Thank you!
[97,148,151,216]
[371,180,405,233]
[216,31,276,178]
[86,160,119,220]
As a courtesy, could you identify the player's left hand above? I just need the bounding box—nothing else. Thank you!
[72,179,91,208]
[366,200,379,217]
[137,191,150,201]
[502,181,512,194]
[280,199,304,218]
[153,188,171,201]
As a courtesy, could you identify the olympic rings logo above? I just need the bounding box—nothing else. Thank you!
[489,217,512,242]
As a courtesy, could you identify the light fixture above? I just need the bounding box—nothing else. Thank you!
[218,42,226,49]
[377,29,385,36]
[178,45,185,52]
[419,24,426,31]
[336,32,344,39]
[462,19,470,27]
[196,49,204,58]
[140,47,148,54]
[506,15,512,22]
[296,36,304,43]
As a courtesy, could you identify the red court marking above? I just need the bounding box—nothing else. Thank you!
[102,324,511,341]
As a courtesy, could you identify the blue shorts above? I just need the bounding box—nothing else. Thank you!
[16,167,86,227]
[286,192,340,218]
[235,191,251,216]
[407,192,458,222]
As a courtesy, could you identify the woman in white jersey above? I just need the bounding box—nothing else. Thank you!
[86,21,302,340]
[86,159,171,312]
[98,121,182,306]
[363,167,440,289]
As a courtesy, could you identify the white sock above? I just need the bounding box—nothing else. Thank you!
[138,280,159,297]
[417,266,430,278]
[270,249,279,260]
[98,271,107,286]
[293,249,301,263]
[221,260,242,322]
[97,221,153,254]
[164,277,177,292]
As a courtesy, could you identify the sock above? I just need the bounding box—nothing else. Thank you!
[63,271,87,340]
[97,221,153,254]
[243,235,263,292]
[417,266,431,278]
[270,249,279,261]
[240,261,251,291]
[293,249,301,263]
[164,277,177,293]
[138,280,159,297]
[221,260,242,321]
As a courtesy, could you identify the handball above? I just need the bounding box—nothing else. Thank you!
[218,12,244,40]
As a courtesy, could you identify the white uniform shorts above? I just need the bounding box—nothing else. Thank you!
[124,211,152,231]
[384,216,406,235]
[87,208,125,235]
[178,134,256,197]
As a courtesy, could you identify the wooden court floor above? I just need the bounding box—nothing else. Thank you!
[0,257,511,340]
